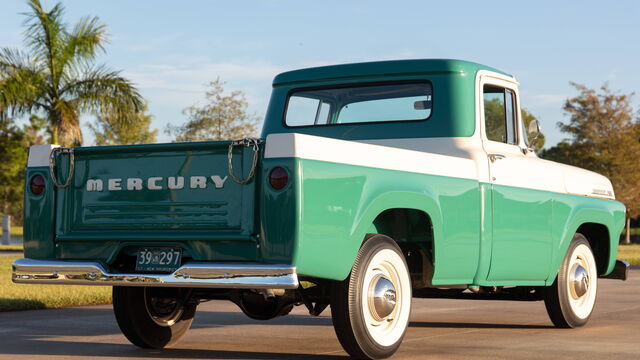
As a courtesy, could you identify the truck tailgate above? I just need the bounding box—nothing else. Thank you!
[53,141,258,240]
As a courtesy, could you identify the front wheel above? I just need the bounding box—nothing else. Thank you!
[544,233,598,328]
[113,287,197,348]
[331,235,412,359]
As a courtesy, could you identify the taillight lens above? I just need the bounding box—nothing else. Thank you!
[30,175,45,195]
[269,167,288,190]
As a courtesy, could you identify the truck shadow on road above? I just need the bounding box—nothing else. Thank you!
[0,306,556,359]
[0,307,345,359]
[0,339,348,359]
[409,321,554,329]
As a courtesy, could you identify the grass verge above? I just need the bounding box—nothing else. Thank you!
[0,256,111,312]
[0,245,23,252]
[0,227,23,237]
[618,244,640,266]
[0,227,24,251]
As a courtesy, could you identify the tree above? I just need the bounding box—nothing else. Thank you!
[0,116,28,224]
[522,108,545,150]
[89,103,158,145]
[541,83,640,243]
[484,97,546,150]
[166,79,260,142]
[23,114,48,145]
[0,0,143,146]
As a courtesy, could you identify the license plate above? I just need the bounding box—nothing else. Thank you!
[135,248,182,273]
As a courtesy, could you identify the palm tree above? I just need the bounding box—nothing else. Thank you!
[0,0,143,146]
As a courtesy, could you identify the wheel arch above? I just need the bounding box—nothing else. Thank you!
[547,200,626,284]
[329,190,443,282]
[368,208,436,288]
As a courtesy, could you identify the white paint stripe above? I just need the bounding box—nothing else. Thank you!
[265,133,477,180]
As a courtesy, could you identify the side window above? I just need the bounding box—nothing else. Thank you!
[483,85,517,145]
[286,96,331,126]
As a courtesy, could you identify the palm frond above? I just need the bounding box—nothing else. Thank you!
[63,64,144,116]
[0,48,47,116]
[22,0,66,89]
[0,48,39,74]
[59,16,107,77]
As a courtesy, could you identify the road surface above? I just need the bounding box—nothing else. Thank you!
[0,269,637,359]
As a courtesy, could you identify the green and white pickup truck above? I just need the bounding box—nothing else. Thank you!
[14,59,629,359]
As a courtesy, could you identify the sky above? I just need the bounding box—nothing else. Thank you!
[0,0,638,147]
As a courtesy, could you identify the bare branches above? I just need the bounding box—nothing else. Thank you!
[166,79,260,142]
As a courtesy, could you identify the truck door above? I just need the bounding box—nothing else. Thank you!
[480,76,559,282]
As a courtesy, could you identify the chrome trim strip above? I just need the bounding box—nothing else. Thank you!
[12,258,299,289]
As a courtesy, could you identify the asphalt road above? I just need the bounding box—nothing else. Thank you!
[0,269,638,360]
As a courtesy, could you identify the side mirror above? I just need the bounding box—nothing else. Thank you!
[527,119,541,140]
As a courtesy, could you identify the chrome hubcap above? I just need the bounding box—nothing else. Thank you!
[569,263,589,299]
[368,275,396,321]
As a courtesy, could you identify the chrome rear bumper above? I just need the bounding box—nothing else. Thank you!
[12,258,299,289]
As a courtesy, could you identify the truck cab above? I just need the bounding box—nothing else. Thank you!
[13,59,628,360]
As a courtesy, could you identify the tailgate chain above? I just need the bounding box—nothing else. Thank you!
[49,147,75,188]
[228,138,264,184]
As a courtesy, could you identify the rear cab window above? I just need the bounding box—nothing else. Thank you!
[284,82,433,127]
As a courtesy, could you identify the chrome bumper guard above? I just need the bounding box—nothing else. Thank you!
[12,258,299,289]
[601,260,630,281]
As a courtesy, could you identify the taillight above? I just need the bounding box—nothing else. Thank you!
[269,167,288,190]
[30,175,45,195]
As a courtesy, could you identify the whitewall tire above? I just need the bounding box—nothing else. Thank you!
[544,233,598,328]
[331,235,412,359]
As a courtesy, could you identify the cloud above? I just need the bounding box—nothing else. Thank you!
[120,60,289,143]
[121,54,429,144]
[124,60,286,108]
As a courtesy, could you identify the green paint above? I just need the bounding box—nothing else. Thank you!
[488,185,554,281]
[262,60,484,141]
[272,59,510,86]
[289,158,481,283]
[258,158,298,263]
[20,59,626,292]
[549,193,626,282]
[56,142,256,237]
[277,157,624,286]
[24,151,625,288]
[23,167,56,259]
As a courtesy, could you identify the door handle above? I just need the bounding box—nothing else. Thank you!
[489,154,506,163]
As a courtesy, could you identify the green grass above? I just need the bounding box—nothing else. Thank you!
[0,226,24,251]
[0,226,23,237]
[0,256,111,312]
[626,228,640,236]
[0,245,23,252]
[0,226,22,251]
[618,244,640,266]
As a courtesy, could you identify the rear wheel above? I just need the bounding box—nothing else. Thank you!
[331,235,412,359]
[113,287,197,348]
[544,233,598,328]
